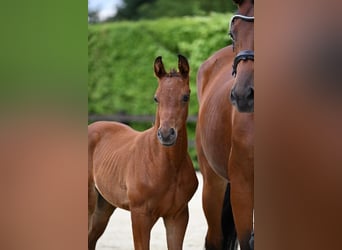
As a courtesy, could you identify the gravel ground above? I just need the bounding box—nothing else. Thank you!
[95,172,207,250]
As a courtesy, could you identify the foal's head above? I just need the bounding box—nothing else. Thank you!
[153,55,190,146]
[229,0,254,113]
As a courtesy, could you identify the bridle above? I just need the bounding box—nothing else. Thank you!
[229,14,254,76]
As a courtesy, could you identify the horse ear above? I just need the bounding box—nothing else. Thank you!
[178,54,189,78]
[154,56,166,78]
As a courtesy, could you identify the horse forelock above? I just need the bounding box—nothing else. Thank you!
[166,68,180,77]
[233,0,254,5]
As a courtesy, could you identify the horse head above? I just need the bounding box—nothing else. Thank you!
[229,0,254,113]
[153,55,190,146]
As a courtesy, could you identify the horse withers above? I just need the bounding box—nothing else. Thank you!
[196,0,254,249]
[88,55,198,250]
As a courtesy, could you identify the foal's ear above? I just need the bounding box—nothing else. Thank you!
[178,54,189,78]
[154,56,166,78]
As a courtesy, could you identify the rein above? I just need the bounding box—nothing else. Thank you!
[229,14,254,76]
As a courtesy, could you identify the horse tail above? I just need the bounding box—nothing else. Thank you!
[221,183,238,250]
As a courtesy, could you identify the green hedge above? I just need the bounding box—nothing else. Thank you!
[88,13,233,169]
[89,13,232,115]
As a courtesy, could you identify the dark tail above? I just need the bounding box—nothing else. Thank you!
[221,183,238,250]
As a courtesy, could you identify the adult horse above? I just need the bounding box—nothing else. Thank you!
[88,55,198,250]
[195,0,254,249]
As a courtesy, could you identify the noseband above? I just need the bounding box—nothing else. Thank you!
[229,14,254,76]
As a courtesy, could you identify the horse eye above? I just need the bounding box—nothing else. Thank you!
[182,95,190,102]
[154,96,158,103]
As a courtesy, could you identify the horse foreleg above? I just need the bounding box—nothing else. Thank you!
[163,206,189,250]
[230,185,253,250]
[130,209,158,250]
[88,190,115,250]
[229,155,253,250]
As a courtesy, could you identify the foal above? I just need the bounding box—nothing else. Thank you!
[88,55,198,250]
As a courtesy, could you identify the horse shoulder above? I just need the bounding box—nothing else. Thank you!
[173,155,198,204]
[196,57,211,102]
[183,155,198,193]
[197,45,234,102]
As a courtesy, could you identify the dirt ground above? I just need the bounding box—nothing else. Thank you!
[95,172,207,250]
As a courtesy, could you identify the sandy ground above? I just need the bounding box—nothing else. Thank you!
[95,172,207,250]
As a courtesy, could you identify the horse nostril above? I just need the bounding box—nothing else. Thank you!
[246,87,254,100]
[157,129,162,138]
[230,89,236,102]
[170,128,175,136]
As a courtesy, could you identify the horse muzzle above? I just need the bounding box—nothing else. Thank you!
[157,127,177,146]
[230,86,254,113]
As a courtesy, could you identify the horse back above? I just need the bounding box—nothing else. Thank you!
[88,121,140,156]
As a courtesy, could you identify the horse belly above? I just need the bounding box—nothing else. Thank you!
[93,146,132,210]
[202,130,230,179]
[199,89,232,180]
[95,178,130,210]
[176,163,198,205]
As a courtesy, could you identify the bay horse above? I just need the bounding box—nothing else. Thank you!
[88,55,198,250]
[195,0,254,250]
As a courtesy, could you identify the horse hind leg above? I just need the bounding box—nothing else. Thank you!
[230,175,253,250]
[88,189,116,250]
[88,126,100,229]
[196,141,227,249]
[88,183,96,229]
